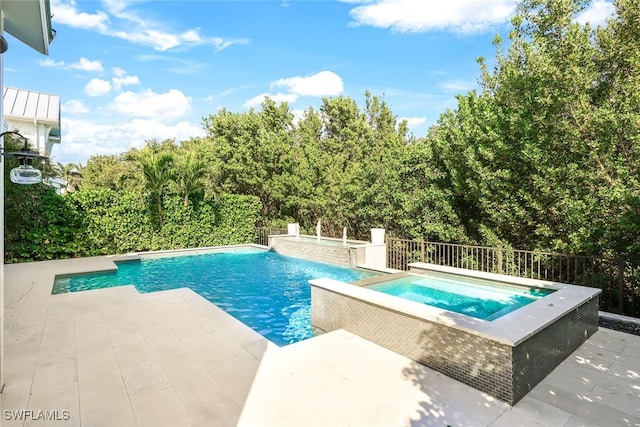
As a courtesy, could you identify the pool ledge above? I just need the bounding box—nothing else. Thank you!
[35,253,142,280]
[128,244,267,259]
[51,245,270,281]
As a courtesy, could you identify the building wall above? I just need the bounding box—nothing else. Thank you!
[4,117,57,157]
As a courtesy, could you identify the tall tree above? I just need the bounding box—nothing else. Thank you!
[58,162,83,192]
[289,107,326,227]
[172,152,209,207]
[430,0,632,253]
[132,149,175,228]
[586,0,640,256]
[82,154,141,192]
[202,98,295,221]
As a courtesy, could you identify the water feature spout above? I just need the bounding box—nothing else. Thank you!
[342,227,347,246]
[316,220,321,241]
[288,223,301,238]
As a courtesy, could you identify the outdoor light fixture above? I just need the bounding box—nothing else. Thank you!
[0,131,45,185]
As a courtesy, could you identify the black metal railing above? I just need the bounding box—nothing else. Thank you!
[254,227,288,246]
[387,238,640,317]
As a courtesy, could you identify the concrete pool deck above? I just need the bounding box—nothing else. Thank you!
[2,257,640,426]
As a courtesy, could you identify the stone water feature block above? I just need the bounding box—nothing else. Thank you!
[287,223,300,236]
[269,236,355,267]
[370,228,385,245]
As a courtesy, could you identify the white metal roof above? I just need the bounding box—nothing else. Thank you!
[3,87,60,124]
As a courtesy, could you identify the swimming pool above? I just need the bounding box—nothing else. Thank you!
[53,248,374,346]
[367,272,554,321]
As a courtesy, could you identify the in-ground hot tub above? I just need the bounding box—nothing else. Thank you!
[310,262,601,405]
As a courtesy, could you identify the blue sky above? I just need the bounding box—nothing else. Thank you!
[4,0,614,165]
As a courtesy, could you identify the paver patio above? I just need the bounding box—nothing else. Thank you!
[1,256,639,426]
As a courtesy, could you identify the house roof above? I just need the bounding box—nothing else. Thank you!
[3,87,60,124]
[2,0,55,55]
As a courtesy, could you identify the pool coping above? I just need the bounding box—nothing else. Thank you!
[310,262,602,346]
[51,244,269,279]
[271,234,370,248]
[130,243,268,258]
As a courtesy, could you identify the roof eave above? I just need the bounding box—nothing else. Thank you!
[2,0,55,55]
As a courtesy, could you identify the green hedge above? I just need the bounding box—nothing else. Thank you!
[4,188,262,263]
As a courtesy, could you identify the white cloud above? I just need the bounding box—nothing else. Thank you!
[346,0,517,34]
[70,57,104,72]
[102,0,136,18]
[110,89,191,120]
[39,56,103,72]
[127,118,203,141]
[110,68,142,90]
[51,0,248,52]
[167,61,210,76]
[243,71,344,110]
[134,54,170,63]
[274,71,344,97]
[109,29,248,52]
[54,117,205,164]
[400,116,426,127]
[132,54,211,76]
[50,0,109,31]
[439,79,475,93]
[112,28,181,51]
[84,78,112,96]
[62,99,90,114]
[209,36,249,51]
[243,92,299,108]
[112,67,127,77]
[181,29,202,43]
[576,0,615,27]
[39,58,65,68]
[112,75,140,90]
[290,109,309,125]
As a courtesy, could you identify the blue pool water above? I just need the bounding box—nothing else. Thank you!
[53,248,374,346]
[368,273,554,321]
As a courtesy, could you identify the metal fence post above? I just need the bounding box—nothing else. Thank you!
[386,237,391,269]
[497,247,503,274]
